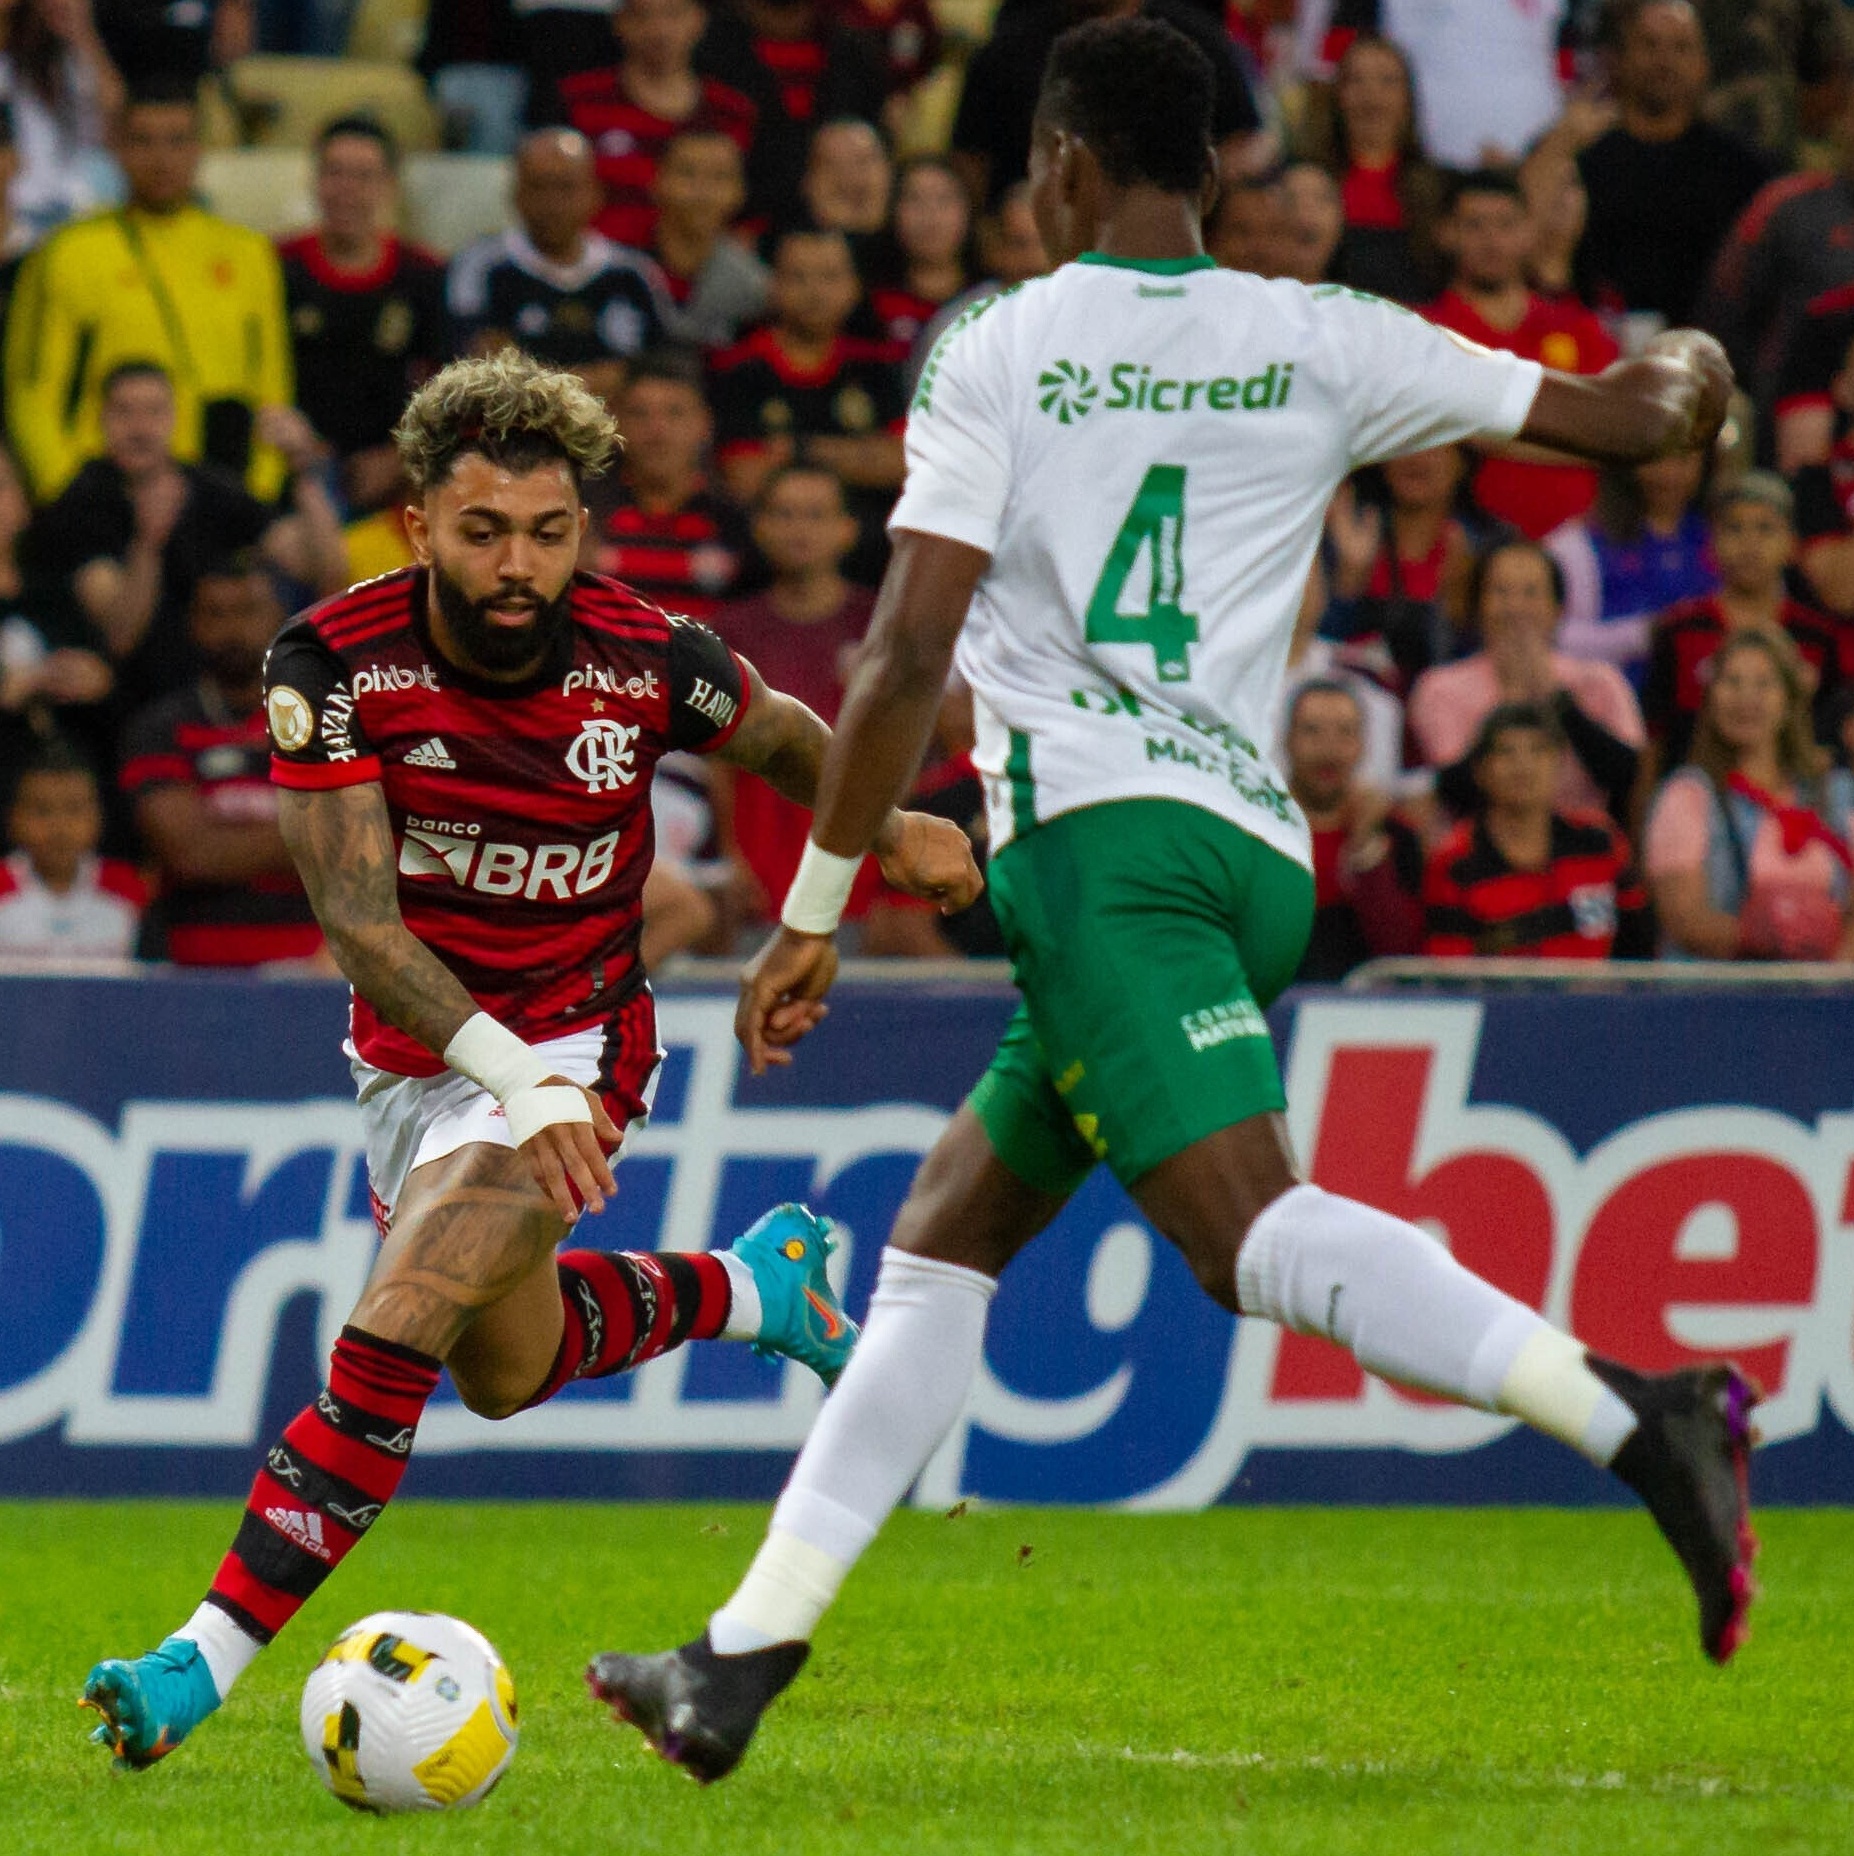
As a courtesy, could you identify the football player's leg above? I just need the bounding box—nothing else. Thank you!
[587,1098,1073,1781]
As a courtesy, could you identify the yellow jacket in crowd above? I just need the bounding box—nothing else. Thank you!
[4,203,294,502]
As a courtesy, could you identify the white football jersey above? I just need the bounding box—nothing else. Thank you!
[891,256,1542,869]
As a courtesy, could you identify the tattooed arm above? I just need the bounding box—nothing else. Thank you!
[279,781,482,1056]
[278,782,619,1218]
[713,657,982,910]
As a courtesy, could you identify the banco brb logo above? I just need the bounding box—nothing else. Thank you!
[1037,360,1097,424]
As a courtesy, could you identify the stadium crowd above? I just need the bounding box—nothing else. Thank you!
[3,0,1854,977]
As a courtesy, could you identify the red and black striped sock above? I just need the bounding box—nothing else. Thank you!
[519,1250,732,1410]
[203,1326,441,1644]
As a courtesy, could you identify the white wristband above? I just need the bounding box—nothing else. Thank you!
[780,839,861,936]
[505,1083,594,1149]
[443,1011,554,1102]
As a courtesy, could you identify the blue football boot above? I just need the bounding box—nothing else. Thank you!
[727,1204,859,1387]
[82,1637,221,1769]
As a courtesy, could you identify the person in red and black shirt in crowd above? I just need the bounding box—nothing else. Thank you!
[1426,170,1618,543]
[696,0,887,220]
[581,350,751,621]
[1312,34,1444,307]
[868,155,975,354]
[447,131,674,408]
[707,226,904,583]
[278,117,448,517]
[1770,280,1854,623]
[118,556,322,966]
[712,460,947,952]
[836,0,942,104]
[545,0,759,252]
[1644,473,1851,769]
[649,130,769,348]
[1284,679,1424,982]
[800,116,894,288]
[1424,701,1653,961]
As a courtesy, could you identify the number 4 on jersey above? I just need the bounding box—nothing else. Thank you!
[1084,464,1198,683]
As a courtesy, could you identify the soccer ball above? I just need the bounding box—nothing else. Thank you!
[300,1611,518,1813]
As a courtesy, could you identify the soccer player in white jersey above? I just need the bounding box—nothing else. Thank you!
[589,16,1755,1779]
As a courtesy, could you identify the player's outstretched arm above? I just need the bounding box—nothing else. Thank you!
[278,783,619,1218]
[1518,329,1735,465]
[732,530,990,1075]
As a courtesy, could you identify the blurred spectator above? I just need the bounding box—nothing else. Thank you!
[835,0,941,104]
[1277,162,1344,287]
[1299,0,1568,171]
[1284,677,1424,981]
[1426,170,1618,542]
[1322,449,1475,692]
[582,349,750,620]
[639,857,718,966]
[118,554,320,965]
[0,0,122,238]
[278,117,447,518]
[801,115,892,249]
[1645,627,1854,959]
[1410,536,1645,825]
[1694,0,1851,165]
[1423,700,1651,959]
[949,0,1262,211]
[713,461,945,952]
[94,0,248,88]
[0,735,143,959]
[0,442,111,773]
[1643,473,1849,767]
[909,180,1047,390]
[415,0,526,156]
[1701,83,1854,447]
[26,360,346,709]
[650,130,767,347]
[448,128,674,407]
[1572,0,1771,331]
[868,155,973,353]
[696,0,887,216]
[1308,35,1442,305]
[707,225,903,582]
[546,0,758,250]
[0,109,30,385]
[1207,171,1292,279]
[1517,145,1588,302]
[5,73,295,501]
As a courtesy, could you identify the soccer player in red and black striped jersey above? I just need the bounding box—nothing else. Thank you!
[82,351,981,1774]
[1423,701,1652,960]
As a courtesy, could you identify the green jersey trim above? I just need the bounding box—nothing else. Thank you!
[1075,253,1218,276]
[1006,728,1037,838]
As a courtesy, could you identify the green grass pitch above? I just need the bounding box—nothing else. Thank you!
[6,1500,1850,1855]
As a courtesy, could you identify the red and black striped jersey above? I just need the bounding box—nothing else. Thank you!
[121,682,322,966]
[1422,811,1647,960]
[582,479,751,622]
[263,567,750,1075]
[552,68,758,250]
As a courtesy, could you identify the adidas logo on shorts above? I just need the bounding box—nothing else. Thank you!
[404,737,457,770]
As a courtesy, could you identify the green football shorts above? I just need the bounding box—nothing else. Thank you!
[969,797,1314,1195]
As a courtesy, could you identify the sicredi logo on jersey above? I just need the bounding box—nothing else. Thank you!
[1036,359,1294,424]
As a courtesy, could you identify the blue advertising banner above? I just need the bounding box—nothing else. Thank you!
[0,973,1849,1505]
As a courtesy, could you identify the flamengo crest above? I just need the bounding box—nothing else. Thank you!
[567,717,640,793]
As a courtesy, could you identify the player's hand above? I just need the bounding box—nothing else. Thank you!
[1644,330,1734,454]
[736,926,838,1076]
[517,1078,620,1221]
[872,811,984,913]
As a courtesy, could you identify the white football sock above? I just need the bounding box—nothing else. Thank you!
[1237,1184,1636,1465]
[175,1599,264,1701]
[708,1248,996,1652]
[717,1249,762,1341]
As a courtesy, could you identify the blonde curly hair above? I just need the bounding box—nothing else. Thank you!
[394,348,621,492]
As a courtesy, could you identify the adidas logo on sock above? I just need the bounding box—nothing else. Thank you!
[264,1505,333,1561]
[403,736,457,770]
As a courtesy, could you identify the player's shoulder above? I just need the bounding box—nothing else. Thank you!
[572,570,680,640]
[288,569,423,656]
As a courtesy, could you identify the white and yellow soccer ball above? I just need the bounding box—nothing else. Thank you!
[300,1611,518,1813]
